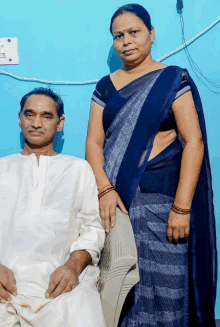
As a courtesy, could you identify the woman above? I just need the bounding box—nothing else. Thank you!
[86,4,217,327]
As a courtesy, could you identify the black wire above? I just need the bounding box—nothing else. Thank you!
[180,14,220,94]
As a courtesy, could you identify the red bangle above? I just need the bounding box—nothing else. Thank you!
[98,187,115,200]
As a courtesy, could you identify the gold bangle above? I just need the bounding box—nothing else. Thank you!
[98,188,115,200]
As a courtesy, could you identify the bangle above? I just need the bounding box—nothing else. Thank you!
[98,183,112,193]
[98,186,115,199]
[171,203,191,215]
[98,186,115,198]
[98,187,115,200]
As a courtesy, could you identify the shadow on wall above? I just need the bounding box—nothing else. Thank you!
[107,45,123,73]
[20,131,65,154]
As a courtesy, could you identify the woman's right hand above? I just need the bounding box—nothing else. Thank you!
[99,190,128,232]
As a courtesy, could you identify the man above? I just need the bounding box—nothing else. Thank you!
[0,88,106,326]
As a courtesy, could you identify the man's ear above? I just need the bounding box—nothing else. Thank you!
[56,116,65,132]
[18,112,21,127]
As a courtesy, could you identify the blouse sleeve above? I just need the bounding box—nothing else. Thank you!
[174,70,191,100]
[91,75,115,108]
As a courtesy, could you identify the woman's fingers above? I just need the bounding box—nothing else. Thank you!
[167,226,173,242]
[184,225,190,238]
[179,227,185,239]
[109,206,117,228]
[117,197,128,215]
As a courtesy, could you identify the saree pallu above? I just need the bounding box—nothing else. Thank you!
[103,66,217,327]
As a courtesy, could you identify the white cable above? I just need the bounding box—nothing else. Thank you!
[0,16,219,85]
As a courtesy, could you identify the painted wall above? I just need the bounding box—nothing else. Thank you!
[0,0,220,318]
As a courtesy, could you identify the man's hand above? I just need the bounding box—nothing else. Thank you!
[0,264,17,303]
[45,265,79,299]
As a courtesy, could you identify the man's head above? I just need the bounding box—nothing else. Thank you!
[19,88,65,149]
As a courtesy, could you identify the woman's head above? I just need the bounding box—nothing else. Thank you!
[110,4,153,34]
[110,4,155,66]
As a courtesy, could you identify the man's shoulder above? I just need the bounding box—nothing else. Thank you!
[58,155,91,170]
[0,153,21,164]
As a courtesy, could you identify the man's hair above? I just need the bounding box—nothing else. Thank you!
[20,88,64,118]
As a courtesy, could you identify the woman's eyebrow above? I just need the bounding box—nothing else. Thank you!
[114,25,140,34]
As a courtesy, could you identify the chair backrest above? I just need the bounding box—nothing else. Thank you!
[98,208,139,327]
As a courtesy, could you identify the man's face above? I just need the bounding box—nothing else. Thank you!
[19,94,64,148]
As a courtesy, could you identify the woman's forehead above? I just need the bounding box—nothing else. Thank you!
[112,12,145,33]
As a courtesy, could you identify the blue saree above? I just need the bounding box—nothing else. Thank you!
[102,66,217,326]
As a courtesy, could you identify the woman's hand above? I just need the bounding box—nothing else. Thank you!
[167,210,190,243]
[99,190,128,232]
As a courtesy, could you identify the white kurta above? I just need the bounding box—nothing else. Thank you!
[0,153,106,326]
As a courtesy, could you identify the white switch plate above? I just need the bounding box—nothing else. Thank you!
[0,37,19,65]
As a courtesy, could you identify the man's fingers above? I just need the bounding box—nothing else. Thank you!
[49,278,68,298]
[117,198,128,215]
[61,282,74,294]
[46,274,61,298]
[0,284,12,302]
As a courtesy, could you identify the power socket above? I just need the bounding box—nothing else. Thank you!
[0,37,19,65]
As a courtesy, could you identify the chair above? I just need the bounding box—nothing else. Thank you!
[98,208,139,327]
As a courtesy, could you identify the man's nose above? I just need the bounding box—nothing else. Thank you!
[32,116,43,128]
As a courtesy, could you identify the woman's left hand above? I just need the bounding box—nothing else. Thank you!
[167,210,190,243]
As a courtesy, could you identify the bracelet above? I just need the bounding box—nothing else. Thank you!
[98,187,115,200]
[171,203,191,215]
[98,186,115,199]
[98,183,112,193]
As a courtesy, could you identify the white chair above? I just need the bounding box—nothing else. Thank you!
[98,208,139,327]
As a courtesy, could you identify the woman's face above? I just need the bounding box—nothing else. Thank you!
[112,12,155,66]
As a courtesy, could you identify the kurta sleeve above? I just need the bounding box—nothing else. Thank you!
[70,162,105,265]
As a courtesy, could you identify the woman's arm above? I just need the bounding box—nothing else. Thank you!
[167,91,204,242]
[86,101,128,232]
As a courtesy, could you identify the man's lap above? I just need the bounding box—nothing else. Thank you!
[0,266,106,327]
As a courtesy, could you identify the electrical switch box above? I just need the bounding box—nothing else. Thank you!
[0,37,19,65]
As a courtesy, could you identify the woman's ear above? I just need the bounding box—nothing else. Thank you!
[150,27,155,44]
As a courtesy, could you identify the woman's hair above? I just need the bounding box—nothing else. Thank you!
[110,3,153,34]
[20,87,64,118]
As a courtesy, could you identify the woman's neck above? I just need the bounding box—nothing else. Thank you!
[122,56,159,76]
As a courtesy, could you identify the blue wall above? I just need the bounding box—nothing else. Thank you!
[1,0,220,318]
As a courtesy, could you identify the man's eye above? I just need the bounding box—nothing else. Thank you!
[131,30,138,35]
[44,115,52,119]
[25,112,33,117]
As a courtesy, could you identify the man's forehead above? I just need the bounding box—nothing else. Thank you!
[24,94,57,111]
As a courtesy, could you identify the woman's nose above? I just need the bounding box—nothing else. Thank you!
[123,33,132,46]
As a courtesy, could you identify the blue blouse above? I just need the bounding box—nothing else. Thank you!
[92,69,191,132]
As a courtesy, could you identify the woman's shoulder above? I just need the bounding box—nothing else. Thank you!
[92,73,115,107]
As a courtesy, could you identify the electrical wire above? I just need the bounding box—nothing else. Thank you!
[179,14,220,94]
[0,16,219,86]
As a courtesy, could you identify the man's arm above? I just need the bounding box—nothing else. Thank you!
[46,161,105,299]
